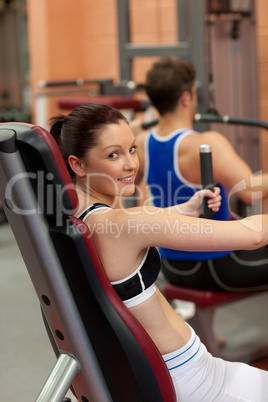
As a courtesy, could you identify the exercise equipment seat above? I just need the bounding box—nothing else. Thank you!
[0,122,176,402]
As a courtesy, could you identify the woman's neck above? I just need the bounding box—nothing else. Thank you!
[75,183,118,210]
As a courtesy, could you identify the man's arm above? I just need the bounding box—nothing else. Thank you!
[180,130,268,205]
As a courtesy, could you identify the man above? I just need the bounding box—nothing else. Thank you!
[135,56,268,293]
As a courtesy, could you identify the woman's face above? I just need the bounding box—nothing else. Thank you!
[83,120,139,201]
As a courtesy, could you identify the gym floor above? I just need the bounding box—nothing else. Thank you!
[1,220,268,401]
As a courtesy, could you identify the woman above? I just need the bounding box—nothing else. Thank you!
[49,103,268,401]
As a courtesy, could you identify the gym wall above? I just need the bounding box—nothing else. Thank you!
[25,0,268,210]
[26,0,177,123]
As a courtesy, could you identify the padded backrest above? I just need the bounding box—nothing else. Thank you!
[0,123,176,402]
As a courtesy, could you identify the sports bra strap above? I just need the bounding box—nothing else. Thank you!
[77,203,111,221]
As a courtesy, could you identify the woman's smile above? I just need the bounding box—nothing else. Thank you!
[118,174,135,183]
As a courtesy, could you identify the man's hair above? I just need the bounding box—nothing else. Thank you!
[145,57,196,116]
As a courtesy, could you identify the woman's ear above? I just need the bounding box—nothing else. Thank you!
[68,155,86,177]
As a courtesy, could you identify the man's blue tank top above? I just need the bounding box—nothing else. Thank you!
[144,128,231,261]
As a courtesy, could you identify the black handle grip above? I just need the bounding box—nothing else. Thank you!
[200,144,214,219]
[141,119,159,130]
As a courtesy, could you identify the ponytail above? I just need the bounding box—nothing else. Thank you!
[49,114,65,146]
[48,114,75,178]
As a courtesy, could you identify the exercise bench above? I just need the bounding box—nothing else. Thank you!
[58,95,148,123]
[0,122,176,402]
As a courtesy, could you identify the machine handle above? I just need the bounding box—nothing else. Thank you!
[200,144,214,219]
[141,114,268,131]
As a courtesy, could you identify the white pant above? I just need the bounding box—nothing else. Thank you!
[163,326,268,401]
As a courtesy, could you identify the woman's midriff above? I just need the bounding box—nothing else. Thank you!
[129,287,192,355]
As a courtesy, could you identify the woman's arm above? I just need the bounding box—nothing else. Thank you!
[110,206,268,255]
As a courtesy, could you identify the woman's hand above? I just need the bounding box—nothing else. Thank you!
[178,187,221,217]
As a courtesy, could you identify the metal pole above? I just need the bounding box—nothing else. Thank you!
[36,353,80,402]
[116,0,132,81]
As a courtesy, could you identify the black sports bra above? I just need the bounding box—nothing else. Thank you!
[77,203,161,307]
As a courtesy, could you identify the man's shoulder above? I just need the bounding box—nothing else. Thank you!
[179,130,228,156]
[191,130,226,144]
[136,130,150,147]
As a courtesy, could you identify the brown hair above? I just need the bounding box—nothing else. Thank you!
[49,103,128,178]
[145,57,196,116]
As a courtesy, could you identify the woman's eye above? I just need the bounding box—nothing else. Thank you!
[130,145,137,153]
[108,152,118,159]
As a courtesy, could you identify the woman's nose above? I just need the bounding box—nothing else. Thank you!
[124,154,137,170]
